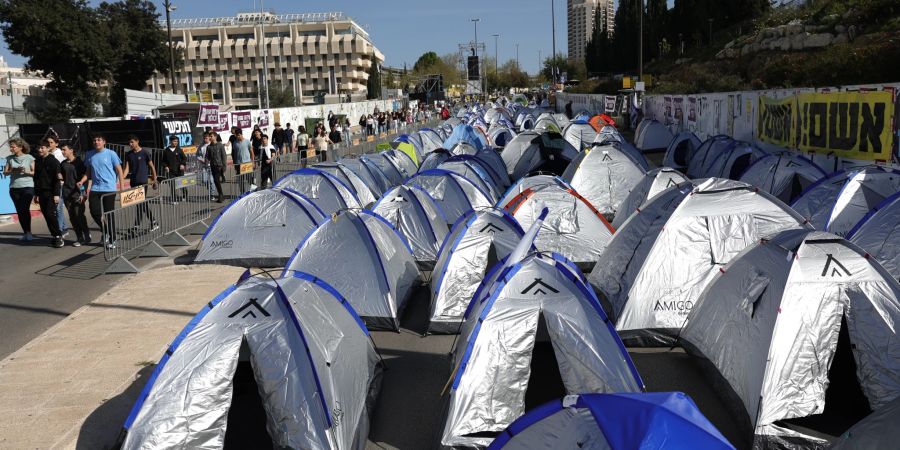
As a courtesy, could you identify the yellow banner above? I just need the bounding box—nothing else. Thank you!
[758,91,895,160]
[120,186,146,208]
[239,162,254,174]
[181,145,197,155]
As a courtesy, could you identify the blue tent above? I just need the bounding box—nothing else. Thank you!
[443,124,488,151]
[488,392,734,450]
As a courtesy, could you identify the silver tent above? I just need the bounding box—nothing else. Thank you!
[274,168,362,215]
[418,128,445,154]
[791,166,900,236]
[562,120,598,151]
[314,162,379,207]
[588,178,809,346]
[848,191,900,281]
[831,396,900,450]
[372,185,449,268]
[500,131,579,179]
[437,157,502,203]
[472,149,512,189]
[196,188,326,268]
[595,125,624,145]
[561,144,647,221]
[488,126,516,148]
[685,135,736,178]
[681,230,900,449]
[612,167,689,229]
[283,210,420,331]
[451,142,480,157]
[692,140,769,180]
[738,151,827,204]
[428,208,525,334]
[121,272,382,450]
[419,149,453,172]
[591,139,650,171]
[339,157,395,197]
[363,152,408,186]
[441,250,644,449]
[662,131,702,172]
[405,169,494,226]
[383,149,418,179]
[497,175,571,209]
[504,181,615,269]
[634,120,673,153]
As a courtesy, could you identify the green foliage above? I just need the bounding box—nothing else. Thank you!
[259,81,295,108]
[366,63,382,100]
[412,51,440,72]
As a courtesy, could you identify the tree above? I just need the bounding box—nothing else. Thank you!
[0,0,110,121]
[258,81,295,108]
[99,0,173,116]
[366,63,381,100]
[412,51,440,72]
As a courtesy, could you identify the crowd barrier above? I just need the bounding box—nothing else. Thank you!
[100,173,212,273]
[106,143,203,177]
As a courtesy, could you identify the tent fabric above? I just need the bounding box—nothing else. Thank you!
[791,166,900,237]
[121,272,381,450]
[634,120,674,152]
[562,121,599,151]
[588,114,616,131]
[472,149,512,188]
[681,229,900,448]
[196,188,326,268]
[273,168,363,216]
[372,185,449,266]
[283,210,420,331]
[504,181,615,268]
[438,157,501,203]
[738,151,827,204]
[488,392,734,450]
[383,149,418,179]
[419,149,453,173]
[533,118,561,134]
[444,124,488,151]
[498,175,572,209]
[428,208,525,334]
[685,135,736,178]
[488,127,516,148]
[391,137,422,166]
[405,169,494,225]
[662,131,702,172]
[588,178,809,346]
[693,141,769,180]
[418,129,445,154]
[314,162,379,207]
[339,157,394,197]
[562,144,647,220]
[363,153,406,186]
[441,251,644,449]
[612,167,689,229]
[848,191,900,281]
[830,396,900,450]
[501,131,580,179]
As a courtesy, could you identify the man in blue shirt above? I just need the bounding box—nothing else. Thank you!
[79,134,125,248]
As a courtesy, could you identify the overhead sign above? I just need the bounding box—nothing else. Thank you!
[758,91,895,160]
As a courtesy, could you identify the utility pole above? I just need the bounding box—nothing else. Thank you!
[471,18,480,99]
[492,34,499,94]
[638,0,643,81]
[260,0,270,109]
[708,18,714,45]
[163,0,177,94]
[551,0,557,84]
[516,43,520,70]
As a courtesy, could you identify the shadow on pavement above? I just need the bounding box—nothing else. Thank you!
[76,364,154,450]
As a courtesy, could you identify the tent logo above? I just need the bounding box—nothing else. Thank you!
[666,178,678,188]
[209,240,233,249]
[228,298,271,319]
[821,254,852,277]
[785,160,801,168]
[601,153,613,161]
[653,300,694,315]
[479,223,504,234]
[521,278,560,296]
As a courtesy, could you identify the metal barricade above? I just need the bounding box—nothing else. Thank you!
[100,173,212,273]
[222,162,257,200]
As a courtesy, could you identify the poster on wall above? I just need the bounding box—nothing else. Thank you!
[232,111,252,129]
[161,119,193,146]
[757,91,895,160]
[214,112,230,132]
[197,103,219,126]
[258,110,270,128]
[663,96,673,125]
[604,96,616,114]
[687,97,698,131]
[673,97,684,128]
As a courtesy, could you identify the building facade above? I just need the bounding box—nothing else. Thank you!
[567,0,615,63]
[147,12,384,108]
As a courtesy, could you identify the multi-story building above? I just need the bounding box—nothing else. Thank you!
[147,12,384,108]
[567,0,615,63]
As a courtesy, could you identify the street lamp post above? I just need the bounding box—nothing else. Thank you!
[492,34,499,94]
[163,0,177,94]
[516,43,519,70]
[551,0,556,84]
[260,0,270,109]
[471,18,480,99]
[638,0,643,81]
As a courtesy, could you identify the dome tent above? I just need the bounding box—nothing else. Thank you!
[196,188,326,267]
[428,208,525,334]
[339,157,394,197]
[562,120,599,151]
[488,126,516,148]
[662,131,702,172]
[848,191,900,281]
[391,135,423,166]
[500,131,579,179]
[612,167,689,229]
[497,175,570,208]
[791,165,900,236]
[444,124,488,151]
[419,148,453,172]
[561,144,648,220]
[685,135,736,178]
[487,392,734,450]
[470,149,511,188]
[372,185,449,268]
[363,152,408,186]
[418,128,445,154]
[273,168,362,215]
[440,222,644,449]
[693,140,769,180]
[504,181,615,269]
[119,272,381,450]
[437,157,502,203]
[313,162,379,207]
[681,229,900,449]
[738,151,827,204]
[587,178,809,346]
[830,396,900,450]
[634,119,673,153]
[283,210,420,331]
[405,169,494,225]
[382,148,418,179]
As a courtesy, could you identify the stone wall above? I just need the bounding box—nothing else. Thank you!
[717,12,861,59]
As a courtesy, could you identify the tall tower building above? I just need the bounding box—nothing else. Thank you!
[567,0,615,63]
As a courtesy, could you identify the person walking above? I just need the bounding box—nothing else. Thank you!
[296,126,310,157]
[271,123,285,156]
[59,143,89,246]
[565,100,574,119]
[46,136,68,237]
[283,123,295,153]
[122,135,159,231]
[206,132,227,203]
[342,118,352,147]
[231,128,254,193]
[312,129,333,162]
[4,138,35,242]
[80,134,124,248]
[258,134,276,190]
[250,128,263,159]
[328,126,342,157]
[33,142,64,248]
[161,136,187,204]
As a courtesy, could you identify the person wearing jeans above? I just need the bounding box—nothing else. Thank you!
[80,134,124,248]
[46,136,68,236]
[3,138,35,242]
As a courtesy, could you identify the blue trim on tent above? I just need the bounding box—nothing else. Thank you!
[281,223,321,278]
[847,190,900,238]
[826,166,900,231]
[442,158,498,198]
[364,153,404,183]
[289,271,369,335]
[432,212,481,296]
[356,158,390,194]
[389,148,418,172]
[279,188,326,225]
[122,283,238,430]
[372,186,441,245]
[276,167,362,208]
[351,213,396,317]
[487,399,566,449]
[409,184,450,225]
[703,142,769,179]
[551,252,586,283]
[450,154,506,190]
[451,263,524,390]
[408,169,494,209]
[361,209,415,256]
[201,190,254,240]
[790,169,847,208]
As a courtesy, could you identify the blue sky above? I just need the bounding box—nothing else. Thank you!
[0,0,580,75]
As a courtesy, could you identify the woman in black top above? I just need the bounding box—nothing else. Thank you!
[250,129,263,160]
[60,144,90,246]
[33,142,64,247]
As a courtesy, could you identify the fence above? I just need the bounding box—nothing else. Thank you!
[106,143,202,179]
[100,173,212,273]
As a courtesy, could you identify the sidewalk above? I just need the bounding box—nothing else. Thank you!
[0,264,244,449]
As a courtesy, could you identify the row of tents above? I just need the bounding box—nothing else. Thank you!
[116,101,899,449]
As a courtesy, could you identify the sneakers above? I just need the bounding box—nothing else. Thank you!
[19,233,34,242]
[52,237,64,248]
[106,240,117,250]
[62,230,70,239]
[72,240,82,248]
[82,233,93,244]
[150,220,160,231]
